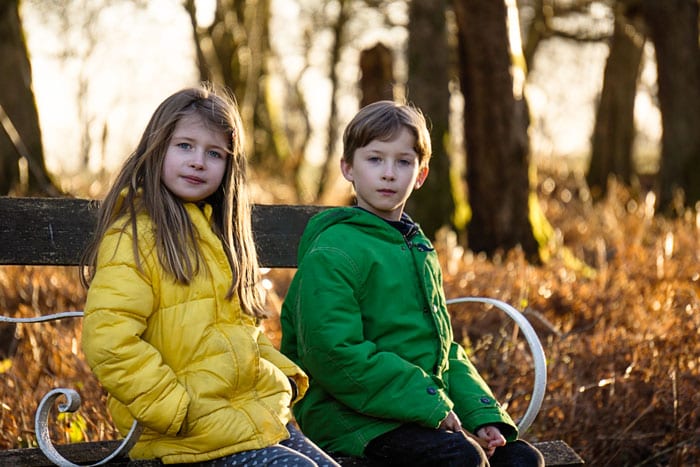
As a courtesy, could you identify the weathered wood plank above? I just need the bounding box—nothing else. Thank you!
[252,203,326,267]
[0,440,136,466]
[0,197,325,267]
[534,440,585,466]
[0,197,97,266]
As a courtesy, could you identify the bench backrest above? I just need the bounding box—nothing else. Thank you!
[0,197,326,267]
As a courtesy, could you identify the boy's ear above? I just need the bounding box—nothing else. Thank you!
[340,158,353,182]
[414,166,429,189]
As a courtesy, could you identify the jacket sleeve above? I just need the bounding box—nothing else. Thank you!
[291,246,452,428]
[82,229,190,436]
[445,342,518,440]
[257,331,309,401]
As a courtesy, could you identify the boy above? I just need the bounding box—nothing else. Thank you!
[280,100,543,466]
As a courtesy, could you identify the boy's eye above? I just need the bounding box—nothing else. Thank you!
[398,159,412,166]
[368,156,381,163]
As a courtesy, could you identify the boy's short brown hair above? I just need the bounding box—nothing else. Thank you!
[342,100,432,168]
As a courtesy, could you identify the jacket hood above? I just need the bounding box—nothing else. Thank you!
[298,207,420,262]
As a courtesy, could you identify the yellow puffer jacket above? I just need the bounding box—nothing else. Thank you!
[82,202,308,464]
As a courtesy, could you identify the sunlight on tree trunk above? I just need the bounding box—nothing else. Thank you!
[455,0,538,258]
[522,0,549,72]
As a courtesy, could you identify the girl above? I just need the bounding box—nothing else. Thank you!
[80,85,338,466]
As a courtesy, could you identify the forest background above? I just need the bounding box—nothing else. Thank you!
[0,0,699,465]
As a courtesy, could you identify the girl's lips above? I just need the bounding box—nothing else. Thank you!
[183,175,205,184]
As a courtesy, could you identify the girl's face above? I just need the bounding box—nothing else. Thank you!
[161,114,229,203]
[340,127,429,221]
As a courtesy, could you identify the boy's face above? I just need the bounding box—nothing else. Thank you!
[341,127,429,222]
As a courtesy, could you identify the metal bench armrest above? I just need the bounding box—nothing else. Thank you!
[35,389,142,467]
[446,297,547,434]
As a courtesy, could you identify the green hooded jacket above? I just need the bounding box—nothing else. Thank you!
[280,207,516,456]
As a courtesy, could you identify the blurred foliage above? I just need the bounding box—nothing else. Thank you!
[0,167,698,464]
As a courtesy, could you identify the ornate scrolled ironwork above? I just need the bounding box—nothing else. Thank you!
[35,388,142,467]
[2,311,143,466]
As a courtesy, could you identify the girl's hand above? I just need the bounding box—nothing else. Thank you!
[475,425,507,457]
[438,410,462,432]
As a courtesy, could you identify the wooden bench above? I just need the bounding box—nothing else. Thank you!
[0,197,584,466]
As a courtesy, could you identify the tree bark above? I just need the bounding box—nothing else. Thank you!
[183,0,212,83]
[522,0,549,71]
[359,43,394,107]
[587,6,645,198]
[405,0,455,239]
[640,0,700,211]
[453,0,537,257]
[0,0,56,195]
[317,0,350,200]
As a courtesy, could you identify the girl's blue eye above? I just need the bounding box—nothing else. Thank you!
[177,142,191,150]
[208,150,223,159]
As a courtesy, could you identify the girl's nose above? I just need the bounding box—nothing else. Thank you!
[189,150,205,169]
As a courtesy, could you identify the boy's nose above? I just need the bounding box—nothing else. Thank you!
[382,165,396,180]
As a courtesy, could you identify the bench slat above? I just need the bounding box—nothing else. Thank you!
[0,197,325,267]
[0,197,96,266]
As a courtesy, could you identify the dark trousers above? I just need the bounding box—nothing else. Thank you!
[363,424,544,467]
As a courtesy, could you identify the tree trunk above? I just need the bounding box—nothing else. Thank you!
[522,0,549,71]
[183,0,212,83]
[453,0,537,257]
[184,0,274,170]
[359,43,394,107]
[405,0,455,239]
[0,0,56,196]
[317,0,350,200]
[587,6,645,198]
[641,0,700,211]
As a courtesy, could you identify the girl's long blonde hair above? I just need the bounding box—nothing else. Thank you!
[81,84,265,319]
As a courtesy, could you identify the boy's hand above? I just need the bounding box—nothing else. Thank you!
[475,425,507,457]
[438,410,462,432]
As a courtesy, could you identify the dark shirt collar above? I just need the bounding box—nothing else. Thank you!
[354,206,419,240]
